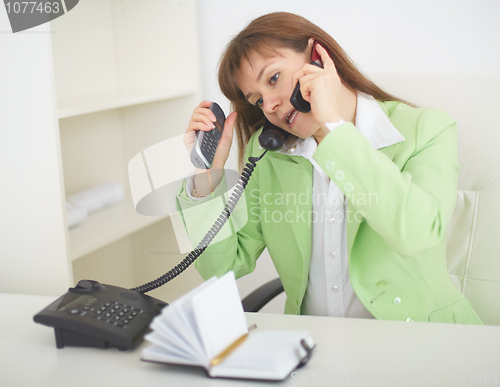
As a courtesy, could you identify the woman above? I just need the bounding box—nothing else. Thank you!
[177,12,482,324]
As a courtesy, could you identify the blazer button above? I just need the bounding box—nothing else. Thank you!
[343,182,354,193]
[325,161,335,171]
[334,170,345,181]
[376,280,386,287]
[406,317,413,322]
[393,297,401,306]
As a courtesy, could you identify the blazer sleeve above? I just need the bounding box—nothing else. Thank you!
[313,105,459,258]
[175,133,267,279]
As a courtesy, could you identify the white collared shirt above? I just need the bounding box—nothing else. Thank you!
[287,94,405,318]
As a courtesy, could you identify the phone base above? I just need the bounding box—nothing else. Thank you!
[54,327,128,350]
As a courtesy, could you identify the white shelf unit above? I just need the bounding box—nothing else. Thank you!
[50,0,201,289]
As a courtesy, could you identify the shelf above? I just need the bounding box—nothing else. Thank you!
[54,0,200,268]
[58,87,197,119]
[68,194,166,261]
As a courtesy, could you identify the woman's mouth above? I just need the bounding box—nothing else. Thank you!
[287,109,299,126]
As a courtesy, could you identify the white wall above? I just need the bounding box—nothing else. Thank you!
[196,0,500,109]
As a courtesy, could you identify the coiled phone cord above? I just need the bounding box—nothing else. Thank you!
[131,149,268,294]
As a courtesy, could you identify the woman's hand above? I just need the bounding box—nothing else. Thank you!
[183,100,237,194]
[292,43,345,139]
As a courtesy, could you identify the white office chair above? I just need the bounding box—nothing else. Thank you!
[244,71,500,325]
[370,71,500,325]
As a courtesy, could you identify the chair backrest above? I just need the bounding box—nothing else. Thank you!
[371,71,500,325]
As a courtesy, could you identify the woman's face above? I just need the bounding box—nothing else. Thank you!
[237,47,320,139]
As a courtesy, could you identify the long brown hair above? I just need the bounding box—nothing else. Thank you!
[218,12,406,170]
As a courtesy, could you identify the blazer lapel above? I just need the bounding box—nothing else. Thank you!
[378,142,401,161]
[347,207,362,256]
[269,155,313,272]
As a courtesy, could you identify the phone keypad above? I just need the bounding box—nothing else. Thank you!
[201,128,221,163]
[91,301,142,328]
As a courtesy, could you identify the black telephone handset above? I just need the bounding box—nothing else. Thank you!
[258,118,289,151]
[290,41,324,113]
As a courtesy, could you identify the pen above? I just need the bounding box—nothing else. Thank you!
[210,333,248,367]
[209,324,257,367]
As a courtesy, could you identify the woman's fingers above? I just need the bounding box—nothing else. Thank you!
[183,101,236,172]
[184,101,217,151]
[191,111,216,130]
[291,46,344,125]
[315,43,336,74]
[189,101,217,131]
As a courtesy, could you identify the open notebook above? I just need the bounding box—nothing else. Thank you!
[141,271,315,381]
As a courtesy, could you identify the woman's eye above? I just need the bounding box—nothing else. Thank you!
[270,73,279,85]
[253,73,278,107]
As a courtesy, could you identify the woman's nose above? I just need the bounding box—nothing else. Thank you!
[262,93,281,114]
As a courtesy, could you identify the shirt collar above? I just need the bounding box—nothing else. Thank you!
[355,93,406,150]
[277,93,405,159]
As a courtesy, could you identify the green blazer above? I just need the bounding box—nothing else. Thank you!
[177,100,482,324]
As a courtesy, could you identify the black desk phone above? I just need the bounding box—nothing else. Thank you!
[34,41,325,350]
[33,280,167,350]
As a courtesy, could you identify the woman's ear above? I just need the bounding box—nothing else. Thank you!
[307,37,315,52]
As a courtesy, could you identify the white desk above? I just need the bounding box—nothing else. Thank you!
[1,293,499,387]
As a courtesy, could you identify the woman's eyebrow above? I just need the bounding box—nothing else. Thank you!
[244,62,274,101]
[244,91,254,101]
[257,63,272,83]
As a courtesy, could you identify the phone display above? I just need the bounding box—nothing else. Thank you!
[290,41,324,113]
[190,102,225,169]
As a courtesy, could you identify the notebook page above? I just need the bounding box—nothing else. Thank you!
[192,271,248,364]
[145,277,217,362]
[146,303,205,361]
[144,330,199,363]
[142,345,204,367]
[210,331,315,380]
[146,319,199,360]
